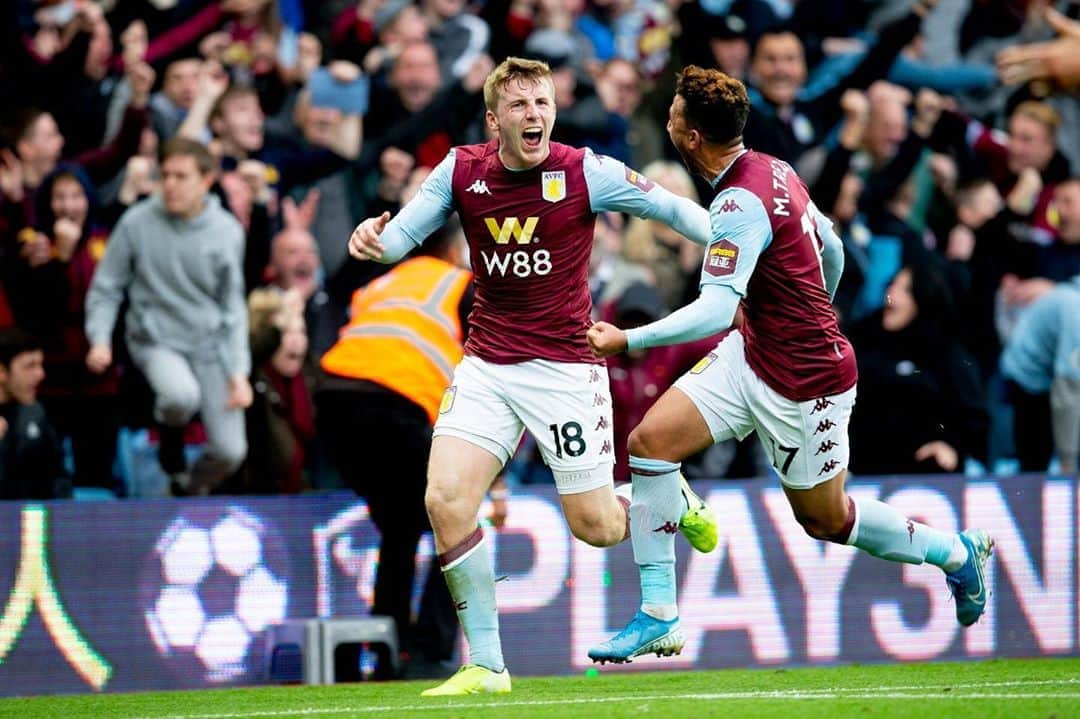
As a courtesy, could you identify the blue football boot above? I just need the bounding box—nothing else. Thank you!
[587,611,685,664]
[945,529,994,627]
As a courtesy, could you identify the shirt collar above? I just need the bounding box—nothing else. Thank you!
[709,149,748,188]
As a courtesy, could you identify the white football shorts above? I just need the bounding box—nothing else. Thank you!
[433,355,616,494]
[674,330,856,489]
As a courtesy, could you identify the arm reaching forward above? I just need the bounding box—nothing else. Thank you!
[348,150,456,263]
[583,150,712,245]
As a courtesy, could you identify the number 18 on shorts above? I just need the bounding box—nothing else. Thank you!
[434,356,616,495]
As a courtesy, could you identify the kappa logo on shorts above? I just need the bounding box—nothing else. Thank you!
[814,419,837,434]
[589,368,602,383]
[704,239,738,277]
[439,386,457,414]
[593,394,608,406]
[600,440,612,455]
[818,459,840,476]
[595,416,609,430]
[810,398,835,414]
[814,440,838,455]
[689,352,718,375]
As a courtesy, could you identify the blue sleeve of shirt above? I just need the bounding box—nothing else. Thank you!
[625,284,740,351]
[810,201,843,299]
[699,187,772,296]
[583,150,712,245]
[377,150,456,263]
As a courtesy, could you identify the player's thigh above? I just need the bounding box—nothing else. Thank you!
[510,360,616,495]
[748,379,857,491]
[426,434,503,504]
[433,356,525,470]
[669,331,756,452]
[629,386,714,462]
[426,435,504,551]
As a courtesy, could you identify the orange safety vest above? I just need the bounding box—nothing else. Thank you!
[321,256,472,424]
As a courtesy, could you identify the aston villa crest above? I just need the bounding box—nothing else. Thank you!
[542,171,566,203]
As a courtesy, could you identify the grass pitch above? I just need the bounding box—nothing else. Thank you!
[0,657,1076,719]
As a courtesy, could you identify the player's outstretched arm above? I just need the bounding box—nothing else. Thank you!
[587,284,740,358]
[346,149,457,264]
[583,151,712,245]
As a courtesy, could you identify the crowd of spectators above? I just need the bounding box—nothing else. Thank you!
[0,0,1078,501]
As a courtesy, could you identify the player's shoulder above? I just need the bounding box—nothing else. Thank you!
[708,184,767,219]
[716,150,797,205]
[552,141,589,166]
[452,140,497,163]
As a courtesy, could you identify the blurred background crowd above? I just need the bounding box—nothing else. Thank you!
[0,0,1078,505]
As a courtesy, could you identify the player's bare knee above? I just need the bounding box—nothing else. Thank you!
[627,424,664,460]
[424,476,461,521]
[796,510,849,543]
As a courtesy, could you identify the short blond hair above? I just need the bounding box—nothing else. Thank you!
[247,288,284,336]
[1012,100,1061,136]
[483,57,554,112]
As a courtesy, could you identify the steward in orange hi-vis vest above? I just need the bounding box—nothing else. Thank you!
[320,256,472,424]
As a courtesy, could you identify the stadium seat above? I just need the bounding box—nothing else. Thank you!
[263,619,321,685]
[264,617,400,684]
[320,617,400,682]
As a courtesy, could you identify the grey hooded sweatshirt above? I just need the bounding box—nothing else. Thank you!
[85,194,250,378]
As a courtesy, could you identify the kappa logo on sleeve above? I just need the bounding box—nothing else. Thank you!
[704,239,738,277]
[624,167,655,192]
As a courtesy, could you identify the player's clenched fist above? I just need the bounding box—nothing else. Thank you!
[348,211,391,261]
[587,321,628,358]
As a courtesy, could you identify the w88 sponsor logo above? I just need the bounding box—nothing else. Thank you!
[480,216,553,277]
[480,249,552,278]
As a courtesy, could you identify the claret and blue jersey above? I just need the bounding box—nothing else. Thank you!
[626,149,857,402]
[705,150,856,401]
[373,139,711,366]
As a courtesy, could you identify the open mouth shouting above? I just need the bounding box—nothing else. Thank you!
[522,127,544,149]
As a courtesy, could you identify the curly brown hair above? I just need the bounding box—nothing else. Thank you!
[675,66,749,146]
